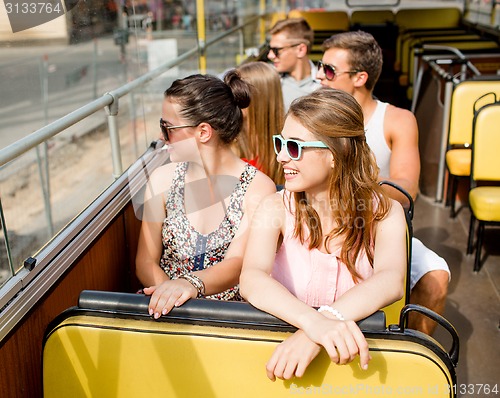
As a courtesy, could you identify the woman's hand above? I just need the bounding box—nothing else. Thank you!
[305,316,371,371]
[143,278,198,319]
[266,317,370,381]
[266,330,321,381]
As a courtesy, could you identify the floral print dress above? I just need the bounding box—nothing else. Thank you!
[160,162,256,300]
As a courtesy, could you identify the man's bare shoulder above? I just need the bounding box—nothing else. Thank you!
[384,103,418,140]
[385,103,417,124]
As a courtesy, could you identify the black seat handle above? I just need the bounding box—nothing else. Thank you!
[399,304,459,367]
[473,92,497,114]
[379,180,414,221]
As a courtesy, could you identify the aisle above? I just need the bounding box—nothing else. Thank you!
[411,194,500,387]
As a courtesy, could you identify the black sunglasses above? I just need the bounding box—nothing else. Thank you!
[317,61,359,81]
[268,43,302,58]
[272,135,328,161]
[159,118,196,141]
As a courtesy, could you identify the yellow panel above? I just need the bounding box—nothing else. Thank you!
[395,8,461,31]
[469,104,500,222]
[381,296,405,326]
[288,10,349,32]
[446,149,471,176]
[449,81,500,146]
[351,10,394,25]
[44,315,454,398]
[269,12,287,28]
[382,218,411,326]
[469,187,500,221]
[472,104,500,181]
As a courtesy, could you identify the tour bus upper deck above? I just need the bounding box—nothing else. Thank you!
[1,1,499,396]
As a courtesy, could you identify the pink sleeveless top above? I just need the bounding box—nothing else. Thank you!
[272,190,374,307]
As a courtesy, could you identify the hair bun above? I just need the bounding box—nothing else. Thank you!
[223,69,251,109]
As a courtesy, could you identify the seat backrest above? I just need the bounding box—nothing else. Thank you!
[471,102,500,182]
[287,10,349,32]
[269,12,287,28]
[404,40,499,101]
[378,181,414,325]
[285,10,349,62]
[448,79,500,147]
[43,291,458,397]
[395,7,461,31]
[350,10,395,25]
[394,7,462,79]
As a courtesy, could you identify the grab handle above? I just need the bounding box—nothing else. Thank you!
[399,304,459,366]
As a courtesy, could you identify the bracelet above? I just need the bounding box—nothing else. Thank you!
[177,273,206,297]
[317,305,345,321]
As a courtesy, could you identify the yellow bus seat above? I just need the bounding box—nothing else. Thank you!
[269,12,287,28]
[402,37,499,96]
[395,7,461,31]
[466,101,500,272]
[395,28,468,71]
[446,80,500,217]
[350,10,395,25]
[287,9,349,32]
[287,10,349,61]
[394,7,462,72]
[400,34,482,81]
[43,291,459,398]
[405,41,499,101]
[378,181,413,326]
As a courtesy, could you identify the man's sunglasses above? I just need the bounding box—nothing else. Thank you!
[268,43,302,58]
[317,61,359,81]
[273,135,328,161]
[159,118,196,141]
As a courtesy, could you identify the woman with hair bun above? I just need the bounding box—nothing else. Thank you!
[136,71,276,319]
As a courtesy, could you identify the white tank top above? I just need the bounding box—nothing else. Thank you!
[365,100,391,178]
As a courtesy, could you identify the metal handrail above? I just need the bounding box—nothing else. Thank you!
[0,14,264,170]
[422,44,482,76]
[0,11,270,289]
[0,48,197,169]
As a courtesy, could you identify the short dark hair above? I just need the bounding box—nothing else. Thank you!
[269,18,314,53]
[323,31,382,91]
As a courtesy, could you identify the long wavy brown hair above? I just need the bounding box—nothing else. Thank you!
[288,88,391,281]
[235,62,285,184]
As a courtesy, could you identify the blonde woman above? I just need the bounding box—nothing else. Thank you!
[235,61,285,185]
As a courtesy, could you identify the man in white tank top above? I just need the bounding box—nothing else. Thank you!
[317,31,450,335]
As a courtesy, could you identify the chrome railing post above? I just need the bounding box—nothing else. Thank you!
[437,80,454,202]
[105,92,123,179]
[0,197,14,275]
[38,54,54,237]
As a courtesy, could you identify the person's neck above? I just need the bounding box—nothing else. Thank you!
[187,146,241,179]
[290,58,312,82]
[306,190,331,216]
[353,90,378,126]
[306,190,339,235]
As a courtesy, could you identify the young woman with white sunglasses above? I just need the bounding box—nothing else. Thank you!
[240,87,407,381]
